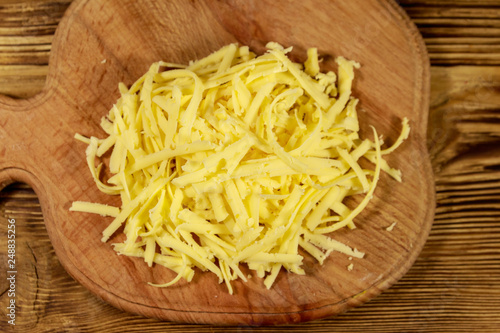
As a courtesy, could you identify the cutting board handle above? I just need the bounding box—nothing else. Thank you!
[0,88,56,191]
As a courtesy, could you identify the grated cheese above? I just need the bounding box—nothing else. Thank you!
[70,42,409,294]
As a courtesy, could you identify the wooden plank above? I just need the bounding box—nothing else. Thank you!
[405,7,500,18]
[413,18,500,27]
[425,37,500,45]
[0,1,69,96]
[400,0,500,6]
[399,2,500,64]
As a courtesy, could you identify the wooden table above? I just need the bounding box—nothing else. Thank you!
[1,0,499,331]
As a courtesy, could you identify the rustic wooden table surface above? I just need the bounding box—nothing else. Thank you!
[1,0,499,332]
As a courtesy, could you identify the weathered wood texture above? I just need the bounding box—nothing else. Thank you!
[0,0,68,98]
[401,0,500,65]
[0,0,499,331]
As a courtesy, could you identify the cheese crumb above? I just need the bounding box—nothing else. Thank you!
[386,222,397,232]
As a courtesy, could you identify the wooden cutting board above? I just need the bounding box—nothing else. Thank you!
[0,0,434,325]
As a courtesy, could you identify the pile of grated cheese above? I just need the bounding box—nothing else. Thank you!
[70,42,410,294]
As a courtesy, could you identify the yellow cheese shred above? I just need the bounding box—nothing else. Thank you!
[70,42,410,294]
